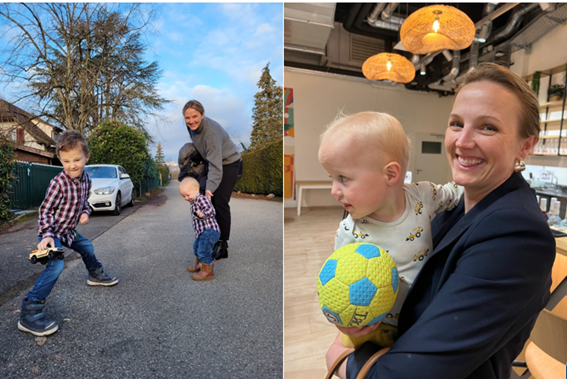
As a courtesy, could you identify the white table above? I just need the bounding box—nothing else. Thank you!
[295,180,333,216]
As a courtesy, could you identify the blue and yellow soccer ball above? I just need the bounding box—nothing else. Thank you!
[317,243,399,327]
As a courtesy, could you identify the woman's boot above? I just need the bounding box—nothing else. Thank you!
[216,240,228,260]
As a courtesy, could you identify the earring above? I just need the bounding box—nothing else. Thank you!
[515,159,526,172]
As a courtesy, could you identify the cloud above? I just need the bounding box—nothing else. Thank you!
[150,83,253,162]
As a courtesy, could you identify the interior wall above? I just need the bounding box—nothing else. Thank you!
[513,23,567,176]
[285,69,454,208]
[511,23,567,79]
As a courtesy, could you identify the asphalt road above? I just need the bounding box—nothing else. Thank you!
[0,182,283,378]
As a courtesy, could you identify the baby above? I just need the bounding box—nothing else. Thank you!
[318,112,462,369]
[179,177,221,281]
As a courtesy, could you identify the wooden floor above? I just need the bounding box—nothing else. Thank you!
[284,206,345,379]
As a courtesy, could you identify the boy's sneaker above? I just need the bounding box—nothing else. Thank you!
[87,265,119,286]
[18,298,59,337]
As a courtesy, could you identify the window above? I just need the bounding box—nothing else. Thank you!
[421,141,442,154]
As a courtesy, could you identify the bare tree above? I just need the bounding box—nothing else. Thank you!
[0,3,168,138]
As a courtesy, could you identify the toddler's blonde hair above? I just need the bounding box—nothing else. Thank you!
[180,177,200,192]
[320,111,410,173]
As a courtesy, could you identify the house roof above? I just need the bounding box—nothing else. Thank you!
[0,98,59,147]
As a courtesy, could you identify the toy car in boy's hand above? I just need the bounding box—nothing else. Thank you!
[28,248,65,265]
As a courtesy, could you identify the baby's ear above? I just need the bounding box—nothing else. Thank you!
[384,162,401,186]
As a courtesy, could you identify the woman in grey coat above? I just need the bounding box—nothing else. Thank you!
[183,100,242,259]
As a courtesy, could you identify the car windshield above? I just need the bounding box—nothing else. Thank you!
[85,166,117,179]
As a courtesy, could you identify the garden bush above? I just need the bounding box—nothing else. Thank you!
[87,120,150,188]
[234,140,282,196]
[0,135,16,223]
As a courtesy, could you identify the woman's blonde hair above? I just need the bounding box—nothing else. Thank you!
[320,111,410,173]
[457,62,540,140]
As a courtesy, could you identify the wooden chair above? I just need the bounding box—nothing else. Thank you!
[512,252,567,377]
[524,295,567,379]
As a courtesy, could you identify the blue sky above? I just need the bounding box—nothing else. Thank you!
[148,3,283,162]
[0,3,283,163]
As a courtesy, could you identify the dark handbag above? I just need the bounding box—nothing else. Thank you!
[178,143,208,194]
[237,158,243,180]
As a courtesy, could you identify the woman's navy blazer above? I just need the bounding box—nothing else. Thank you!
[347,172,556,379]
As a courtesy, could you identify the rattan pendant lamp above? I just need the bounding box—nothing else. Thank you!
[400,4,475,54]
[362,53,415,84]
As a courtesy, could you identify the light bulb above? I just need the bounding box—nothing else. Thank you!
[433,18,440,33]
[387,60,392,71]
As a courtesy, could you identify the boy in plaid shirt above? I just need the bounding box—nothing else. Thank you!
[179,177,220,281]
[18,130,119,337]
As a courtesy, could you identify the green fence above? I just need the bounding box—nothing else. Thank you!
[9,162,63,210]
[137,177,160,197]
[9,161,161,210]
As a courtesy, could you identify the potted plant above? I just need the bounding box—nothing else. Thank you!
[548,84,565,102]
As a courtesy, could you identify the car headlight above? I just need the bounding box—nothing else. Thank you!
[93,187,116,195]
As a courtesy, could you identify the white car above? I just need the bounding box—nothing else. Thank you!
[85,164,135,215]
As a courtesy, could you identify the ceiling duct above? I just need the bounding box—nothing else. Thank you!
[428,50,461,91]
[367,3,386,24]
[284,3,336,58]
[366,3,405,32]
[381,3,399,21]
[485,3,540,46]
[510,3,567,52]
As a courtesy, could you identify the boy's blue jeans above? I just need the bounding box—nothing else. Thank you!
[192,228,220,265]
[26,233,101,301]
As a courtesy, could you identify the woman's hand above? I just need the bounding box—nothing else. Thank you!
[326,333,352,379]
[206,190,214,201]
[336,322,381,337]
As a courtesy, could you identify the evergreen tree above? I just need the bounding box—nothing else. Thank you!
[250,63,283,150]
[155,142,166,166]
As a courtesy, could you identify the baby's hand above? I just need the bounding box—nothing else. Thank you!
[38,237,54,251]
[336,322,381,337]
[196,210,204,218]
[79,213,89,225]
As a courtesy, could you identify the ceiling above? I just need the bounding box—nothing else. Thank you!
[284,3,567,96]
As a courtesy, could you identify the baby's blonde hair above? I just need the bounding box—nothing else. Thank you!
[320,112,410,173]
[180,177,200,192]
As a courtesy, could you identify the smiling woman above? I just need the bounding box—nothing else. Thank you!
[324,63,556,379]
[182,100,243,260]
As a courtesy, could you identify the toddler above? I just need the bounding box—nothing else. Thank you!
[318,112,462,369]
[179,177,220,281]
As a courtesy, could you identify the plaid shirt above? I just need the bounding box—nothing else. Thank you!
[190,194,220,238]
[38,170,92,246]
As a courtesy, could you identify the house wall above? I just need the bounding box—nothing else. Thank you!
[15,150,52,165]
[284,69,454,208]
[0,121,50,152]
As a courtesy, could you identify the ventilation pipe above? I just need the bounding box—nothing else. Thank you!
[456,40,480,84]
[367,3,387,24]
[366,3,405,31]
[428,50,461,91]
[381,3,399,21]
[487,3,539,45]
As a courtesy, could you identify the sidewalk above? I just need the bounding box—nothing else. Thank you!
[0,182,283,378]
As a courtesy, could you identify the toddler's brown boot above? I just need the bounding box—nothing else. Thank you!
[187,257,201,273]
[192,262,214,281]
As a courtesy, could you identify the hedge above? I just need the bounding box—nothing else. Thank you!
[234,139,282,196]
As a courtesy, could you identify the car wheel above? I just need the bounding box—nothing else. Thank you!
[129,193,135,207]
[30,256,37,264]
[113,193,121,215]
